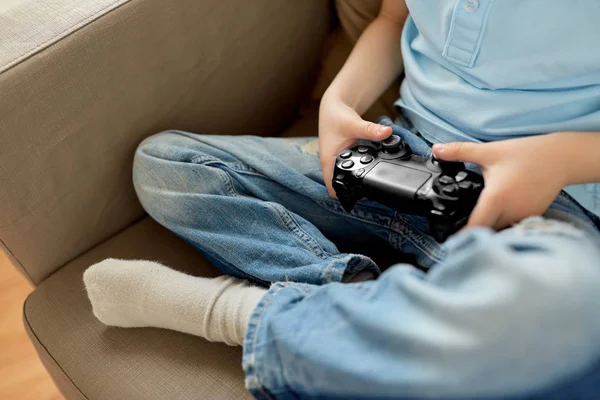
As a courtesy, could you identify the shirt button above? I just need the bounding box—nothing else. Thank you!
[463,0,479,13]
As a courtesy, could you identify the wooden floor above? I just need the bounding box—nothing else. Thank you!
[0,250,64,400]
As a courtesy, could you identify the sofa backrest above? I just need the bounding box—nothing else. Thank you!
[0,0,331,283]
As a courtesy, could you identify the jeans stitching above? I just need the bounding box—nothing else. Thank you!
[246,283,291,399]
[191,156,331,260]
[318,199,444,262]
[190,156,242,198]
[190,154,261,177]
[268,202,330,259]
[316,200,394,230]
[323,259,341,284]
[289,284,310,296]
[391,215,445,263]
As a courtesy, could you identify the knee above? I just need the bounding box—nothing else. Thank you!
[442,221,600,387]
[133,131,234,221]
[132,130,223,219]
[133,130,181,202]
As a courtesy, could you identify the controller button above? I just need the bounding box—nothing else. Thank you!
[340,150,352,159]
[458,181,474,191]
[355,168,366,178]
[341,160,355,169]
[360,155,374,164]
[442,184,459,196]
[438,175,454,185]
[357,146,369,154]
[335,174,345,181]
[455,171,469,182]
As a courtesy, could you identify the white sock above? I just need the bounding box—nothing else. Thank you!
[83,259,266,346]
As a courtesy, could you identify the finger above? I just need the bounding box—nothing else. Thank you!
[321,136,356,198]
[319,146,337,197]
[322,157,338,198]
[466,189,502,228]
[432,142,485,165]
[346,118,393,141]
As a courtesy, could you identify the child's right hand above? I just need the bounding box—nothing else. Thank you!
[318,94,392,198]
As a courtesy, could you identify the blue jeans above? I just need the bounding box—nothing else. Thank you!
[133,124,600,399]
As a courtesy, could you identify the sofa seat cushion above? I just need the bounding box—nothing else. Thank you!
[24,217,252,400]
[22,105,327,399]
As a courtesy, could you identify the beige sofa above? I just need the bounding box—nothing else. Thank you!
[0,0,399,398]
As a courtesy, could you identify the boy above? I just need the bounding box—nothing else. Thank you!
[84,1,600,398]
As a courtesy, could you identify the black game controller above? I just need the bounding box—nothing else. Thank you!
[332,135,484,242]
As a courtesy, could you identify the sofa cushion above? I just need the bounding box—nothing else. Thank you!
[24,217,251,400]
[22,104,328,399]
[0,0,330,285]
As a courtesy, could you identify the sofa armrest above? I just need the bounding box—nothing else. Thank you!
[0,0,331,284]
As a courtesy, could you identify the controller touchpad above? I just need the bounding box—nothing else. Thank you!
[364,162,431,199]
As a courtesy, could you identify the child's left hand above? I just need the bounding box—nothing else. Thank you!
[432,134,571,230]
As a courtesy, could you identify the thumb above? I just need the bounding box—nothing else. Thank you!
[348,119,392,141]
[432,142,484,164]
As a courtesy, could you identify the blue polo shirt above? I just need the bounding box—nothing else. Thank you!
[396,0,600,217]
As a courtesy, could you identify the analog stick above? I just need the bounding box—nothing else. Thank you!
[381,135,403,153]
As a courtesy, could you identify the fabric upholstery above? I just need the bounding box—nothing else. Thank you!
[313,1,401,123]
[23,105,320,399]
[0,0,330,284]
[335,0,382,43]
[0,0,129,73]
[24,217,252,400]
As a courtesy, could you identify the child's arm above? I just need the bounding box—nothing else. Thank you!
[319,0,409,197]
[433,132,600,229]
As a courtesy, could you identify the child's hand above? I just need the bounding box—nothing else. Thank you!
[433,134,570,230]
[319,94,392,197]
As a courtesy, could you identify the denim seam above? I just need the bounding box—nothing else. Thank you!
[190,155,331,260]
[391,215,445,263]
[289,284,311,296]
[268,202,330,260]
[245,283,291,399]
[317,199,444,262]
[189,154,259,176]
[227,163,268,177]
[189,156,243,198]
[322,255,379,284]
[323,259,344,284]
[316,200,394,231]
